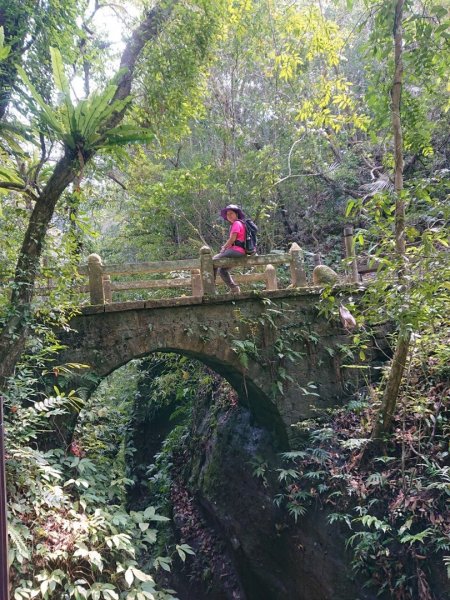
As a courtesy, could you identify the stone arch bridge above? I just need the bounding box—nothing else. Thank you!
[58,288,386,445]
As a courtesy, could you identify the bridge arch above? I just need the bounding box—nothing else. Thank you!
[57,290,385,447]
[58,299,289,445]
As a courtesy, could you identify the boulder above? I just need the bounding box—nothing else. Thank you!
[312,265,340,285]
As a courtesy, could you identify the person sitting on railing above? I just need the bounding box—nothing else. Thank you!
[214,204,246,294]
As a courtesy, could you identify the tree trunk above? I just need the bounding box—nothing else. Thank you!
[371,0,411,442]
[0,151,81,387]
[392,0,406,262]
[371,327,411,440]
[0,0,179,389]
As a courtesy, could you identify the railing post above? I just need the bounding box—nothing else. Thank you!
[103,274,112,303]
[200,246,215,295]
[344,226,359,283]
[289,243,307,287]
[265,264,278,291]
[313,253,322,266]
[191,269,202,297]
[88,254,105,305]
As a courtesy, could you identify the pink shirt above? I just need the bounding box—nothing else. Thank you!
[231,221,246,254]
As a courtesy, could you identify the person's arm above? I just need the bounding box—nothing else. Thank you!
[222,232,238,251]
[222,221,243,251]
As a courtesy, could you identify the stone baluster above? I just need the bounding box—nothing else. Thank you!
[265,264,278,291]
[87,254,105,305]
[343,226,359,283]
[191,269,202,297]
[289,243,307,287]
[200,246,215,295]
[313,253,322,266]
[103,274,112,303]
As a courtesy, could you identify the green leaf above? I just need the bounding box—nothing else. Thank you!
[8,523,31,561]
[400,528,433,545]
[50,47,71,98]
[154,556,172,572]
[0,46,10,61]
[131,568,154,582]
[16,66,65,138]
[125,567,134,587]
[0,26,10,60]
[142,529,158,544]
[176,543,195,562]
[77,85,118,141]
[50,46,73,133]
[0,166,24,185]
[102,125,155,147]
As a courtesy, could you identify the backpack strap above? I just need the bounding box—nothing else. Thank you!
[234,219,247,249]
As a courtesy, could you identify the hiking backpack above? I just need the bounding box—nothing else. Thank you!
[238,218,258,255]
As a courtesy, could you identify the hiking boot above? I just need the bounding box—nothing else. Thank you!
[230,286,241,294]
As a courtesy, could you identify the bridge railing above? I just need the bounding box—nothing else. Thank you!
[34,227,373,304]
[72,242,307,305]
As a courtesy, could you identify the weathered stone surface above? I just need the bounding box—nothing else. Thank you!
[312,265,340,285]
[57,290,387,444]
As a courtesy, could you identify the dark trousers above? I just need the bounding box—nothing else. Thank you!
[213,248,244,289]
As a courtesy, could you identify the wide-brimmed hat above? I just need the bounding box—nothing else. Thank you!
[220,204,245,220]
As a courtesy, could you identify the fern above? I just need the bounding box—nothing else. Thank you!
[50,46,73,134]
[17,50,153,153]
[399,527,434,545]
[287,503,308,522]
[16,65,64,136]
[327,512,352,529]
[356,514,391,533]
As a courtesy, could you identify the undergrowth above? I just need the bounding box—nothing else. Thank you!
[4,359,190,600]
[269,327,450,599]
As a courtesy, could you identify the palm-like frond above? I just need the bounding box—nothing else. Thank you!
[361,175,394,196]
[17,48,154,154]
[0,165,25,185]
[50,46,74,135]
[102,124,155,147]
[16,65,65,137]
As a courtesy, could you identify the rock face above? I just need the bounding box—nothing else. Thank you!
[129,373,376,600]
[181,403,372,600]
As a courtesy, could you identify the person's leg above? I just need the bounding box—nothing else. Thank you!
[215,249,244,291]
[212,253,220,282]
[218,267,237,289]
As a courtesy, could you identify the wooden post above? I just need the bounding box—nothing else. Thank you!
[265,264,278,291]
[103,275,112,303]
[289,243,307,287]
[87,254,105,305]
[313,253,322,266]
[343,226,359,283]
[191,269,202,297]
[200,246,215,295]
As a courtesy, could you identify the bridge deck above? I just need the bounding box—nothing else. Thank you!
[79,286,332,315]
